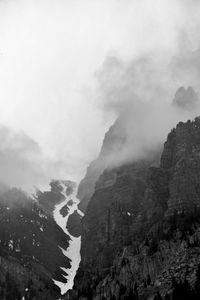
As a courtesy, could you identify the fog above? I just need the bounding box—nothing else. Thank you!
[94,50,200,167]
[0,0,200,188]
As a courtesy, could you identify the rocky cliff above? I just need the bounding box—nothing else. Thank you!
[68,115,200,300]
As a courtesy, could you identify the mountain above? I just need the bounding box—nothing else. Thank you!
[68,109,200,297]
[172,86,198,111]
[0,182,71,299]
[77,86,199,214]
[77,117,127,212]
[1,86,200,299]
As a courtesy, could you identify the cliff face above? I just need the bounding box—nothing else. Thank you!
[77,117,127,212]
[78,86,198,214]
[161,118,200,216]
[70,116,200,300]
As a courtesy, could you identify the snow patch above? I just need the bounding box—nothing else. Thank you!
[52,181,84,295]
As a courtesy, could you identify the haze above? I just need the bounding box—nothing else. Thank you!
[0,0,200,189]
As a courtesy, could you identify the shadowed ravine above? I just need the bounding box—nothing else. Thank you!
[52,181,84,295]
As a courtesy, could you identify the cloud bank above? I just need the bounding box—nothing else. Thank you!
[0,125,47,189]
[93,0,200,167]
[1,0,200,187]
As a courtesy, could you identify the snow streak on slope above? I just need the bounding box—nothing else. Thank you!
[52,181,84,295]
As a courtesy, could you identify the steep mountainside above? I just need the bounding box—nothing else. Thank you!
[77,86,198,214]
[68,116,200,300]
[77,117,127,212]
[0,183,70,299]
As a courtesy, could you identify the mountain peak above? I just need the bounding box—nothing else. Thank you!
[173,86,198,111]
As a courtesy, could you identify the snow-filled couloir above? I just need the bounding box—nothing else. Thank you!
[52,181,84,295]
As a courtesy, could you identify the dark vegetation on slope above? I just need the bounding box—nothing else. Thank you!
[0,184,70,299]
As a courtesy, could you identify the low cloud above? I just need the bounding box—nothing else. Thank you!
[94,46,200,167]
[0,125,48,190]
[1,0,200,184]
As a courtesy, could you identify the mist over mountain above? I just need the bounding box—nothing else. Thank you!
[2,1,200,300]
[71,106,200,300]
[1,0,200,188]
[0,125,48,190]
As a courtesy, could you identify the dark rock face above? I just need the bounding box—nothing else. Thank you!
[77,118,127,212]
[60,203,70,217]
[37,179,72,215]
[78,86,199,214]
[173,86,198,111]
[161,117,200,216]
[70,117,200,300]
[0,255,59,300]
[0,185,70,299]
[80,160,155,268]
[67,210,82,238]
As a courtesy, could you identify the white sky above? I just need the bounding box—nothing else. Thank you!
[0,0,198,187]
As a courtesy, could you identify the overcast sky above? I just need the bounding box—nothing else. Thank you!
[0,0,199,189]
